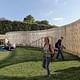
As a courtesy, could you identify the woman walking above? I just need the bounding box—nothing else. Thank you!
[42,37,54,77]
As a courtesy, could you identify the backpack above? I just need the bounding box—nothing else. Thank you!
[55,42,58,48]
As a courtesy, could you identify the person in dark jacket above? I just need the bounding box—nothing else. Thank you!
[56,37,65,60]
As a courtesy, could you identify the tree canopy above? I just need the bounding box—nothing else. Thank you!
[23,15,35,23]
[0,15,57,34]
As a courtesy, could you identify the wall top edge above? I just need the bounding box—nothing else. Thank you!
[6,27,60,34]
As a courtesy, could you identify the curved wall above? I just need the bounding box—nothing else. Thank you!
[5,20,80,56]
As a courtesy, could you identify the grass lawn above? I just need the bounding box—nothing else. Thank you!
[0,51,10,61]
[0,47,80,80]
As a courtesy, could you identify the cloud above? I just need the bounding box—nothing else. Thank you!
[55,0,67,5]
[40,10,54,19]
[55,0,59,4]
[53,17,65,21]
[44,11,54,17]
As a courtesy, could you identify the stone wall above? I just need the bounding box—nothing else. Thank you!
[4,20,80,56]
[6,28,57,47]
[62,20,80,56]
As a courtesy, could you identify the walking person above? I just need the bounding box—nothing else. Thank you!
[55,37,65,60]
[42,37,54,78]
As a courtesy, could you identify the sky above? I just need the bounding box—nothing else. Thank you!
[0,0,80,26]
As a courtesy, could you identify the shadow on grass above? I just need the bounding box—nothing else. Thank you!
[54,66,80,80]
[0,75,51,80]
[52,51,80,62]
[17,46,42,51]
[0,50,16,68]
[0,48,42,68]
[0,66,80,80]
[0,47,79,69]
[0,74,65,80]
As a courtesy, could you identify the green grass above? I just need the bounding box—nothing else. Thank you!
[0,51,10,61]
[0,47,79,80]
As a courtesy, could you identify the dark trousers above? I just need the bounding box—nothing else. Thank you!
[56,48,64,60]
[42,56,51,75]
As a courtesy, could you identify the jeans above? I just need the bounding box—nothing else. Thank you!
[56,48,64,60]
[42,56,51,75]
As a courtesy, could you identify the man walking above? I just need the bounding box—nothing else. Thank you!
[55,37,65,60]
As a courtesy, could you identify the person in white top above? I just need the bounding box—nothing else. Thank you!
[42,37,54,78]
[11,43,16,49]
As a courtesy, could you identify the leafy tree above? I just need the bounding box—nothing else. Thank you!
[36,20,49,25]
[40,20,49,25]
[23,15,35,23]
[0,15,57,34]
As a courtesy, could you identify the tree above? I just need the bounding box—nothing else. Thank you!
[40,20,49,25]
[23,15,35,23]
[36,20,49,25]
